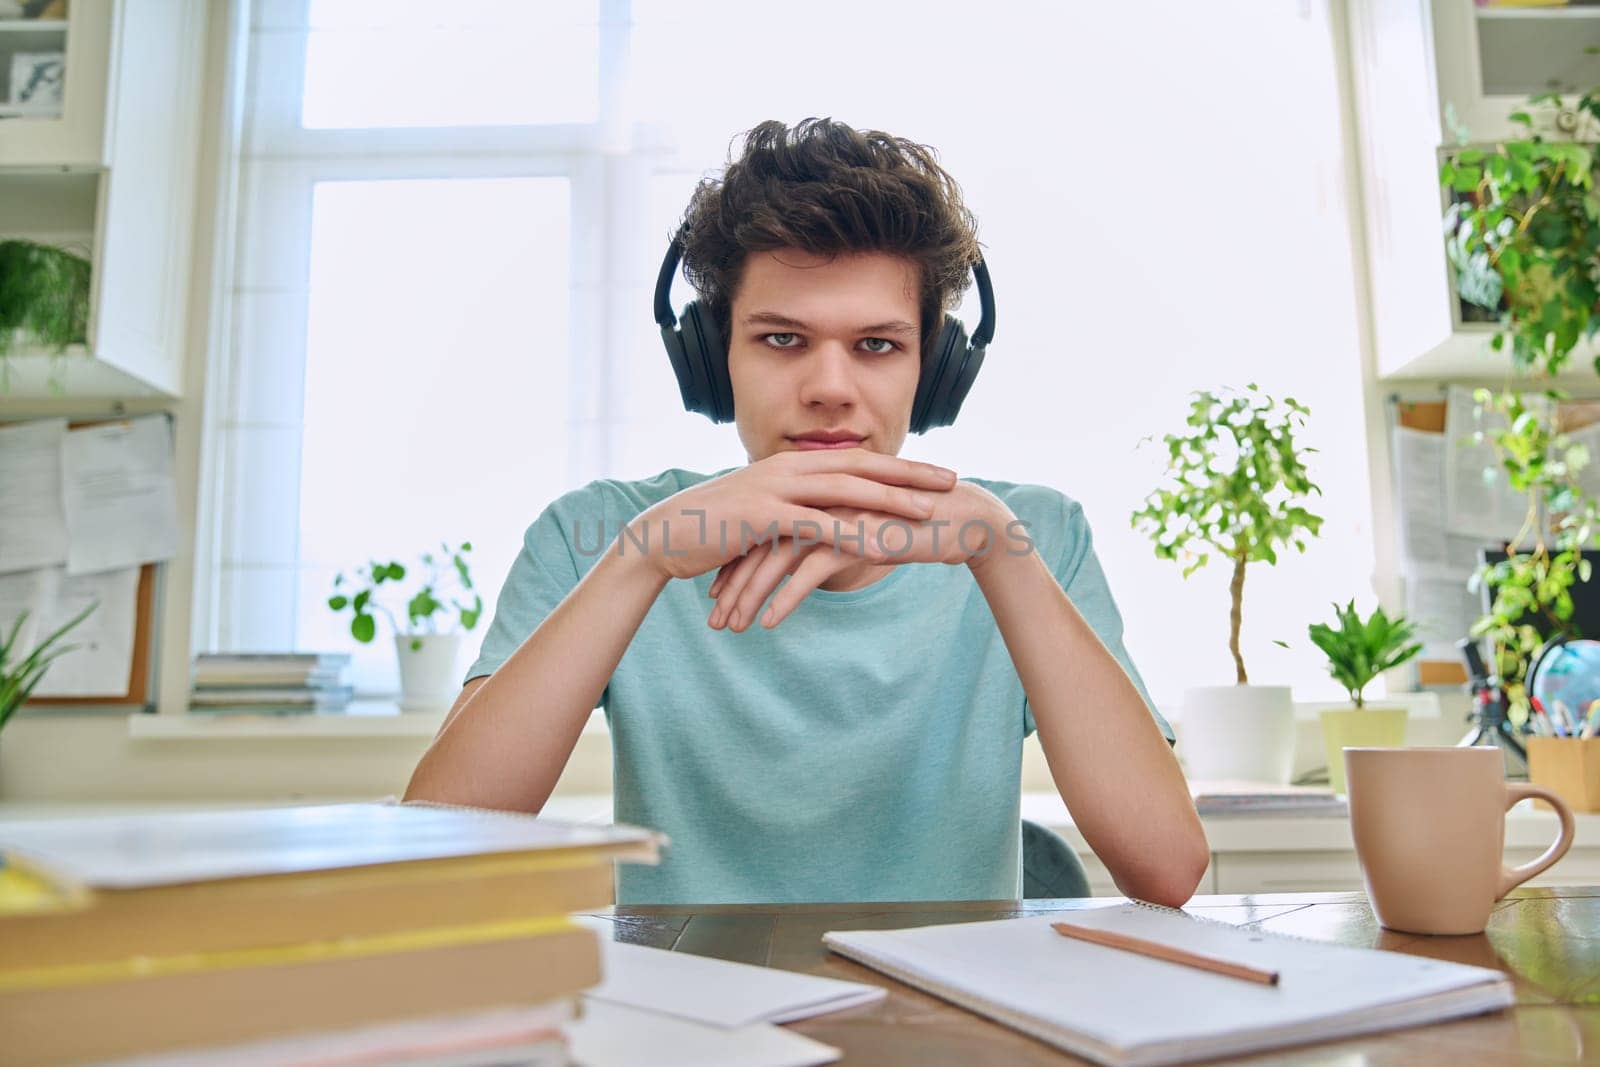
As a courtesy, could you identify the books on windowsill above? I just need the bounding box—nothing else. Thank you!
[190,652,354,714]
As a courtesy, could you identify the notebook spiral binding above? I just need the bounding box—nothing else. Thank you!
[1125,898,1342,950]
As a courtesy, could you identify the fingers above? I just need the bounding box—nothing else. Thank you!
[760,548,853,629]
[787,474,939,523]
[709,542,772,630]
[785,447,957,490]
[724,541,808,633]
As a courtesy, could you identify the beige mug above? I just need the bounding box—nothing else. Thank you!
[1345,746,1576,935]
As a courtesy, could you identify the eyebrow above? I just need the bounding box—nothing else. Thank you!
[742,311,919,336]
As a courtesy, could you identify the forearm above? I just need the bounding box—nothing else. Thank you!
[404,536,669,812]
[970,547,1209,907]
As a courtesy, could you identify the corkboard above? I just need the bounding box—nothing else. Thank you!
[27,562,156,707]
[10,416,162,709]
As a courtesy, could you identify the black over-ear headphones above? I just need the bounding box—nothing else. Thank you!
[653,232,996,434]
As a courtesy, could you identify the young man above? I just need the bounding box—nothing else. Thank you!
[405,119,1208,908]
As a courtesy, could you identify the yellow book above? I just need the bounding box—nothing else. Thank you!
[0,916,599,1067]
[0,802,663,969]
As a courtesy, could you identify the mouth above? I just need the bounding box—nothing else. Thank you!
[788,432,867,451]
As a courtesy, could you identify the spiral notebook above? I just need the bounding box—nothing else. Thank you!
[823,903,1513,1067]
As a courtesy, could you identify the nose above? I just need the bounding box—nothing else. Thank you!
[797,340,858,409]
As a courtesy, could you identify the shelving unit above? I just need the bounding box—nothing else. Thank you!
[0,0,206,399]
[1343,1,1600,382]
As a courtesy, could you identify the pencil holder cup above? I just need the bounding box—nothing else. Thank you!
[1526,736,1600,813]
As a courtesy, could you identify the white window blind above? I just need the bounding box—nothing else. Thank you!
[217,0,1374,706]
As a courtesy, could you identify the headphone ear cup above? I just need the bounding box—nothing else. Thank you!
[913,317,971,433]
[660,322,701,415]
[911,317,963,435]
[681,301,733,423]
[940,338,987,427]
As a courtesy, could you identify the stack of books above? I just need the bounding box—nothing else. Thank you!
[1189,780,1348,817]
[0,802,662,1065]
[189,652,354,714]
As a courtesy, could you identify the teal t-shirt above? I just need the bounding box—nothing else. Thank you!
[464,468,1171,905]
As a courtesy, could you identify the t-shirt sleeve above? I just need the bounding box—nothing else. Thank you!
[461,490,595,702]
[1021,497,1173,743]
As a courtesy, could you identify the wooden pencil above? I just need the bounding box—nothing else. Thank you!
[1051,921,1280,986]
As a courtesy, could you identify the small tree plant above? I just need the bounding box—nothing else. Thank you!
[1131,384,1325,684]
[329,541,482,650]
[1308,601,1424,708]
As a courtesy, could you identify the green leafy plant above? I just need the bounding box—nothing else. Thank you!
[1437,81,1600,710]
[1440,94,1600,380]
[1131,384,1325,684]
[1463,389,1598,703]
[329,541,483,650]
[1307,601,1424,709]
[0,602,98,735]
[0,239,92,390]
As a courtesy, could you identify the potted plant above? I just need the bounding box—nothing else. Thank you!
[0,239,91,392]
[1308,600,1423,794]
[1440,87,1600,708]
[1,602,98,771]
[1131,384,1325,783]
[328,542,482,711]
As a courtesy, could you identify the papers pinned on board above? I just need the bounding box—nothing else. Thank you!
[0,413,176,699]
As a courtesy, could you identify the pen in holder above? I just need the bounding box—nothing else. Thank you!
[1525,736,1600,813]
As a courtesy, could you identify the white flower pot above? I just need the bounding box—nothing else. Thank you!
[1179,684,1297,784]
[394,633,463,712]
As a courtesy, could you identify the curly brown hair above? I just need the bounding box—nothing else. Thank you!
[678,118,981,350]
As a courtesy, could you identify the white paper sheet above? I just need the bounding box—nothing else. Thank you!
[60,414,180,576]
[581,929,884,1028]
[1393,428,1451,576]
[1443,385,1532,542]
[0,417,70,575]
[824,905,1511,1067]
[1404,574,1484,662]
[0,564,138,697]
[567,1000,840,1067]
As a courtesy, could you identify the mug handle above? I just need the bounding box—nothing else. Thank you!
[1497,783,1576,899]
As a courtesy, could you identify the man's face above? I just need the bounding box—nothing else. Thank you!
[727,249,923,463]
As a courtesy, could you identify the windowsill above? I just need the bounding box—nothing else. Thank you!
[127,702,612,740]
[129,700,444,740]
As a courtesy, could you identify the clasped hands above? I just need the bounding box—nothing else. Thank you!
[631,448,1017,632]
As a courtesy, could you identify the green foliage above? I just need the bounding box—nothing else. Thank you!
[1463,389,1598,705]
[1440,93,1600,379]
[0,240,92,390]
[1439,85,1600,718]
[1131,385,1324,684]
[1307,601,1424,708]
[0,601,98,735]
[328,541,482,648]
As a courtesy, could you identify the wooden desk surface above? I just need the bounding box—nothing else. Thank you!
[591,887,1600,1065]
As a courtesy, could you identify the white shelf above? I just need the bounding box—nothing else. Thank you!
[128,701,447,740]
[1477,6,1600,21]
[0,19,68,32]
[0,108,64,120]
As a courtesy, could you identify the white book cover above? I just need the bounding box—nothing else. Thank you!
[824,903,1513,1067]
[0,802,662,889]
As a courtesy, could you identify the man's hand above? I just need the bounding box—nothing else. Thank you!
[706,481,1021,631]
[624,448,958,583]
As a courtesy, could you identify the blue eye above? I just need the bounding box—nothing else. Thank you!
[764,333,801,349]
[860,338,898,354]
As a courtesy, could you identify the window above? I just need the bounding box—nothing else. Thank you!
[216,0,1373,707]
